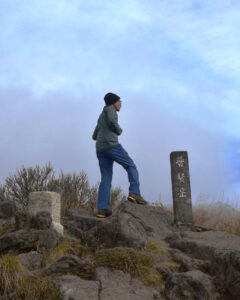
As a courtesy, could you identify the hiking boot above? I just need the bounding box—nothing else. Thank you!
[128,193,148,205]
[96,209,112,218]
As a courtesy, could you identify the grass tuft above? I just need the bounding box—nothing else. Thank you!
[39,238,91,267]
[147,240,180,275]
[96,247,164,289]
[147,240,168,257]
[0,253,62,299]
[0,225,14,237]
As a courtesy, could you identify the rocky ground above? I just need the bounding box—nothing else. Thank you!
[0,199,239,299]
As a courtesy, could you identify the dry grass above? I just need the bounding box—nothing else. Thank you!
[0,253,62,300]
[193,192,240,235]
[154,192,240,236]
[147,240,180,276]
[39,238,91,267]
[96,247,164,289]
[0,225,14,237]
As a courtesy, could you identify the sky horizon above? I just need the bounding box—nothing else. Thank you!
[0,0,239,205]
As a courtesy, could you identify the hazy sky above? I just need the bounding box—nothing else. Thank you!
[0,0,239,204]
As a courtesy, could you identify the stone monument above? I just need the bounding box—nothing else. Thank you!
[170,151,194,228]
[29,191,63,235]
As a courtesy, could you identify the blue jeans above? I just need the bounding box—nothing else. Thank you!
[97,144,140,210]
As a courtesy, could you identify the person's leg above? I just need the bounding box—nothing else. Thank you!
[105,144,140,195]
[97,152,113,210]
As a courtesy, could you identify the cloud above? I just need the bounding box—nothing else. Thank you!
[0,1,239,201]
[0,88,230,204]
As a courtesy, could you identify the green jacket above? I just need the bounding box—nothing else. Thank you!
[92,105,122,153]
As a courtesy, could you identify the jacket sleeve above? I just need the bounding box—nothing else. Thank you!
[92,125,99,140]
[105,107,123,135]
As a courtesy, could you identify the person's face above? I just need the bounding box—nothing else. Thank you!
[113,100,122,112]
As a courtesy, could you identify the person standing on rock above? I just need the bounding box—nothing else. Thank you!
[92,92,147,218]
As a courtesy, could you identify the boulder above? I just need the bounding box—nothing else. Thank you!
[18,251,43,270]
[95,267,160,300]
[85,213,147,250]
[165,270,216,300]
[0,201,15,219]
[63,205,148,250]
[62,201,176,251]
[64,208,102,231]
[169,230,240,298]
[225,250,240,298]
[43,254,95,279]
[53,275,99,300]
[169,248,211,272]
[14,211,30,230]
[120,201,175,241]
[0,228,63,253]
[31,211,52,230]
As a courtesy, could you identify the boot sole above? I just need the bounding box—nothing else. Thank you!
[97,214,106,218]
[96,213,112,218]
[128,196,148,205]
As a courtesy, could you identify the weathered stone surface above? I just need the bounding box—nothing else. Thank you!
[170,248,211,272]
[165,270,216,300]
[18,251,43,270]
[43,254,95,279]
[53,275,99,300]
[95,267,159,300]
[169,230,240,260]
[120,201,175,242]
[169,230,240,298]
[154,263,173,279]
[170,151,194,227]
[38,229,64,249]
[86,214,147,250]
[0,218,14,228]
[64,208,102,231]
[29,192,63,235]
[0,228,63,253]
[31,211,52,230]
[61,209,101,241]
[14,211,30,230]
[225,250,240,298]
[0,201,15,219]
[63,205,148,250]
[63,201,175,251]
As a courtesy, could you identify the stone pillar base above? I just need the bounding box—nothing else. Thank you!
[29,191,63,235]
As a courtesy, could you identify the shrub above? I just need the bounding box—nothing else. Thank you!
[48,170,92,215]
[1,163,125,213]
[2,163,54,207]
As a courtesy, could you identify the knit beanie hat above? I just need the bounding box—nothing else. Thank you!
[104,92,120,106]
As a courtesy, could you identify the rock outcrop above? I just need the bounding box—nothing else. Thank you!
[62,201,175,251]
[165,270,216,300]
[0,210,63,253]
[95,267,160,300]
[18,251,43,270]
[1,198,240,299]
[168,230,240,298]
[62,200,240,299]
[43,254,95,279]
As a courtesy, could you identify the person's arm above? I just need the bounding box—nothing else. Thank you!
[106,107,122,135]
[92,124,99,140]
